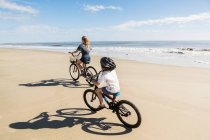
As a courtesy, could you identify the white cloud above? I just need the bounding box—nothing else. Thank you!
[0,12,30,20]
[0,0,38,14]
[1,11,210,43]
[114,12,210,29]
[15,25,60,33]
[1,24,210,43]
[84,4,122,12]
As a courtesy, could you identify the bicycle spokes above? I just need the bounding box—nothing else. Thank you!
[73,65,77,73]
[83,89,100,111]
[116,100,141,128]
[91,93,97,102]
[69,64,80,81]
[118,105,131,117]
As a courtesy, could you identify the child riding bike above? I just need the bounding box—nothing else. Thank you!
[69,36,91,75]
[91,57,120,110]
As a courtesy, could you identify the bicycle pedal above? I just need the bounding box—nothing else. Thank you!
[109,106,115,110]
[104,106,109,109]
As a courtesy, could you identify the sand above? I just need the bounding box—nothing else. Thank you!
[0,48,210,140]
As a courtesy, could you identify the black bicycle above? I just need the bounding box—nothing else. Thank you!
[69,53,97,86]
[83,71,141,128]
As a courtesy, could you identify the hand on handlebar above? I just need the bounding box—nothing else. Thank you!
[68,52,75,57]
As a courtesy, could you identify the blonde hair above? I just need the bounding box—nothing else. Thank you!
[82,36,90,48]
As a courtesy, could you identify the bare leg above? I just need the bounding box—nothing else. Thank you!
[96,88,105,107]
[106,94,115,102]
[82,63,86,69]
[76,59,83,70]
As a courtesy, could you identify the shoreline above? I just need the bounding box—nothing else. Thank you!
[0,47,209,70]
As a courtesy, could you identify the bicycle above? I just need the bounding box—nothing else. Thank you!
[83,71,141,128]
[69,52,97,86]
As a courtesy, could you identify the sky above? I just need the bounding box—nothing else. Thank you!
[0,0,210,43]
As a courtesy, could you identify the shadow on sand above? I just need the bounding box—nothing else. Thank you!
[19,78,90,88]
[9,108,132,135]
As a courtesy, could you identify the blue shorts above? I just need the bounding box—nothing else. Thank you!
[102,87,120,96]
[80,57,90,64]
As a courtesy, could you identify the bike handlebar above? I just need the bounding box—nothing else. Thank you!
[69,51,81,57]
[86,71,102,90]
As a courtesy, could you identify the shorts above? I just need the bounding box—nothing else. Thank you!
[102,87,120,96]
[80,57,90,64]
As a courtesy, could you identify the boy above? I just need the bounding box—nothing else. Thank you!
[92,57,120,109]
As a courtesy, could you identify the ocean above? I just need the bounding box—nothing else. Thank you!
[1,41,210,68]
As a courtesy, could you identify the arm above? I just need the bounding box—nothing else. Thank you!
[68,44,81,55]
[91,79,100,87]
[87,45,92,51]
[91,72,104,87]
[68,50,78,55]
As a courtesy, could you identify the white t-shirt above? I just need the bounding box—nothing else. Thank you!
[98,70,120,93]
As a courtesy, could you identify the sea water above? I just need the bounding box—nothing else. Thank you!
[1,41,210,68]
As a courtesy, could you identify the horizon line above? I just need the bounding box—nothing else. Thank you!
[1,40,210,44]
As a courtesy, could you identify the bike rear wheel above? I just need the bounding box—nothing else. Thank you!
[83,89,101,111]
[85,66,97,87]
[69,63,80,81]
[116,100,141,128]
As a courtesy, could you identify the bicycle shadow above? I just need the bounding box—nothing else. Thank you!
[9,108,132,135]
[19,78,90,88]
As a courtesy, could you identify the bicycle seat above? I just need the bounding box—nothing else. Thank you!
[113,92,120,97]
[84,61,90,64]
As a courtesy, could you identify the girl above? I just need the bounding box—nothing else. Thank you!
[70,36,91,74]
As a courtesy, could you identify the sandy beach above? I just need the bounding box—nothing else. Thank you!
[0,48,210,140]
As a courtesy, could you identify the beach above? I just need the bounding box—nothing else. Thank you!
[0,48,210,140]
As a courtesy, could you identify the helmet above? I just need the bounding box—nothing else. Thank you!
[100,57,116,71]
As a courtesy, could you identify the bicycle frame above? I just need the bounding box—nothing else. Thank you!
[70,52,88,73]
[103,93,117,105]
[93,85,120,110]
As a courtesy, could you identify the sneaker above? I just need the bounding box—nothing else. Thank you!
[97,105,105,110]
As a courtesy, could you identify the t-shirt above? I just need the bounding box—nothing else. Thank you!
[98,70,120,93]
[76,43,90,58]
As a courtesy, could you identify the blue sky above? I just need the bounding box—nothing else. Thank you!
[0,0,210,43]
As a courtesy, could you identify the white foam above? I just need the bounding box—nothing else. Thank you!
[92,47,210,68]
[194,60,210,64]
[1,44,210,68]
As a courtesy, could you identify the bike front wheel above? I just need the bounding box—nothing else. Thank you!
[116,100,141,128]
[85,66,97,87]
[83,89,101,111]
[69,63,80,81]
